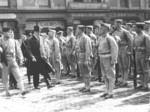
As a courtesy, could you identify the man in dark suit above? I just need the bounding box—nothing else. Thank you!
[27,25,54,89]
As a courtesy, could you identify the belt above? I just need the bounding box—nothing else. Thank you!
[98,52,110,55]
[134,47,146,52]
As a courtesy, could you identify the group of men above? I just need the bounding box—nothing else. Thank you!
[0,18,150,99]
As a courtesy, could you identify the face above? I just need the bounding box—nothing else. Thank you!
[144,23,150,30]
[114,21,120,28]
[48,31,55,39]
[125,25,131,31]
[132,25,139,33]
[3,30,11,38]
[67,28,71,35]
[76,28,82,35]
[86,28,91,34]
[101,26,108,35]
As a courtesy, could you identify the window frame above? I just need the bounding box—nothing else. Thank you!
[73,0,84,2]
[120,0,129,8]
[0,0,9,7]
[38,0,50,7]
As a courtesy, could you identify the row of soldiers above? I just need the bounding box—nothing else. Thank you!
[0,19,150,99]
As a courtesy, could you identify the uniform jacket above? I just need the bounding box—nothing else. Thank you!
[97,33,118,64]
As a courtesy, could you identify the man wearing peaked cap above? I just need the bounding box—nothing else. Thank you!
[144,20,150,35]
[98,22,118,99]
[34,25,40,32]
[86,25,98,81]
[101,23,111,30]
[76,24,92,92]
[115,19,123,24]
[132,21,150,91]
[65,26,77,78]
[113,19,132,87]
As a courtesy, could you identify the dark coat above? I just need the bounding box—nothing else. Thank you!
[27,35,54,75]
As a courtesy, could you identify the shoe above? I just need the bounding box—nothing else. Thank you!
[136,85,143,89]
[35,87,40,89]
[82,88,90,93]
[79,87,86,92]
[28,82,32,85]
[116,81,122,86]
[47,84,55,89]
[141,87,149,91]
[100,93,108,97]
[21,90,29,96]
[55,82,61,85]
[119,83,128,87]
[6,93,11,97]
[104,94,113,99]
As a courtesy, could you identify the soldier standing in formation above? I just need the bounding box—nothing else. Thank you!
[76,25,92,92]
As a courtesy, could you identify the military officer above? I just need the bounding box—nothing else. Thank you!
[0,27,28,96]
[86,25,98,80]
[48,30,61,84]
[144,20,150,35]
[113,19,132,87]
[76,25,92,92]
[132,22,150,91]
[98,23,118,99]
[66,26,77,78]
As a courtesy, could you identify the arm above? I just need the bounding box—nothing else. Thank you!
[85,37,92,61]
[124,30,133,53]
[15,40,23,62]
[108,36,118,65]
[71,36,76,54]
[145,35,150,59]
[54,39,60,60]
[27,39,35,60]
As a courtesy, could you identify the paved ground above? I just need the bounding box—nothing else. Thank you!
[0,67,150,112]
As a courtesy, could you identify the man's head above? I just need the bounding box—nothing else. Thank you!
[67,26,74,35]
[133,22,145,33]
[21,35,27,41]
[100,23,111,35]
[114,19,123,28]
[76,25,85,36]
[33,25,40,34]
[2,27,11,39]
[125,23,133,31]
[144,20,150,31]
[56,31,63,38]
[85,25,93,35]
[48,29,56,39]
[110,25,117,34]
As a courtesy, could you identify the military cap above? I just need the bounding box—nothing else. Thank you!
[77,25,85,30]
[135,22,145,29]
[126,22,133,27]
[34,25,40,32]
[2,27,11,32]
[101,23,111,30]
[67,26,74,31]
[144,20,150,24]
[115,19,123,24]
[56,31,63,35]
[85,25,93,30]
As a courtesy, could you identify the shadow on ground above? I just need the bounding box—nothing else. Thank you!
[116,93,150,106]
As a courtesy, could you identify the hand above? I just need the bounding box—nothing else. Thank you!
[32,57,36,62]
[110,61,115,66]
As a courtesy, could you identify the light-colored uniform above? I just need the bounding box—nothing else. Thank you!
[133,32,150,88]
[66,34,76,76]
[98,33,118,95]
[77,33,92,89]
[113,28,132,84]
[0,37,25,94]
[49,38,61,82]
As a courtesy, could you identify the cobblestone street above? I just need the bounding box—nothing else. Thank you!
[0,67,150,112]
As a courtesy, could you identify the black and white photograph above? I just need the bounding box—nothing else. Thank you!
[0,0,150,112]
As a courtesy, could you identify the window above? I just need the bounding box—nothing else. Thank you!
[39,0,50,6]
[91,0,105,2]
[0,0,8,6]
[131,0,140,7]
[109,0,118,7]
[73,0,84,2]
[120,0,129,8]
[148,0,150,7]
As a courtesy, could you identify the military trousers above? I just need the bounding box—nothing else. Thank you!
[99,54,115,94]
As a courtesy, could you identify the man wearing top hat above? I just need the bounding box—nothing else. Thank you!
[0,27,28,96]
[132,22,150,91]
[66,26,77,78]
[27,25,54,89]
[76,25,92,92]
[97,23,118,99]
[113,19,132,87]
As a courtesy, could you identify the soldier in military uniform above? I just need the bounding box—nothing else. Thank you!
[98,23,118,99]
[113,19,132,87]
[76,25,92,92]
[144,20,150,35]
[48,30,61,84]
[66,27,76,78]
[85,26,98,80]
[132,22,150,91]
[0,27,28,96]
